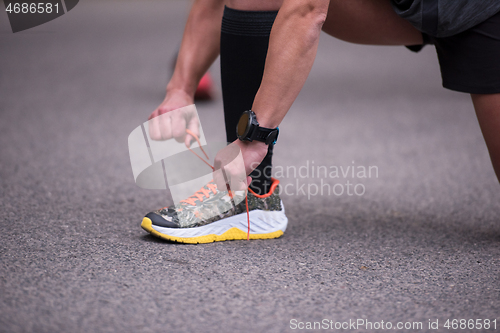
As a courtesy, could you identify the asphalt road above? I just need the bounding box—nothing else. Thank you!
[1,1,499,332]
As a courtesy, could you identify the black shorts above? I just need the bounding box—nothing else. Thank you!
[408,10,500,94]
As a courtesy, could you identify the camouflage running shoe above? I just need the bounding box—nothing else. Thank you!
[141,178,287,244]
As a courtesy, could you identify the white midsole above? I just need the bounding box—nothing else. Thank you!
[151,201,288,238]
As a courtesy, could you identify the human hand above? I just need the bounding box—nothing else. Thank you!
[147,89,199,147]
[213,140,268,192]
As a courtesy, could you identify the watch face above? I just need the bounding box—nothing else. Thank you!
[237,111,250,138]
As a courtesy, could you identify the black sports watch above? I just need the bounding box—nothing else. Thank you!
[236,110,279,145]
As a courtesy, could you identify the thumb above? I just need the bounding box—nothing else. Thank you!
[184,134,193,148]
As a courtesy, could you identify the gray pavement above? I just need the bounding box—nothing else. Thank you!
[1,1,499,332]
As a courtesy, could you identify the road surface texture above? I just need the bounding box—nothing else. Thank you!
[1,1,499,332]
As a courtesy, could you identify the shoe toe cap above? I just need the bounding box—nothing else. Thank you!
[145,212,180,228]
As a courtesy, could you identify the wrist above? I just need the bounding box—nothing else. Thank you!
[165,86,195,100]
[236,138,267,152]
[166,76,197,98]
[253,115,278,129]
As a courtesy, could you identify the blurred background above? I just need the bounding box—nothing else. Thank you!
[1,1,499,332]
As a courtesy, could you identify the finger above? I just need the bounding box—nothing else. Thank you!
[184,134,193,148]
[148,113,162,141]
[159,113,173,141]
[229,173,248,192]
[148,109,158,138]
[170,110,187,143]
[213,168,227,192]
[222,161,247,192]
[213,143,245,190]
[185,114,200,147]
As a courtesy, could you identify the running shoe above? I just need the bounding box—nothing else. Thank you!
[141,178,288,244]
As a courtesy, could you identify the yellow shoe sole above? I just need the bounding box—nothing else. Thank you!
[141,217,285,244]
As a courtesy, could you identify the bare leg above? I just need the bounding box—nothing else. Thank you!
[227,0,283,11]
[471,94,500,182]
[228,0,422,44]
[322,0,422,45]
[321,1,500,182]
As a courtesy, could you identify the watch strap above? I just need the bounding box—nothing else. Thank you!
[253,126,279,145]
